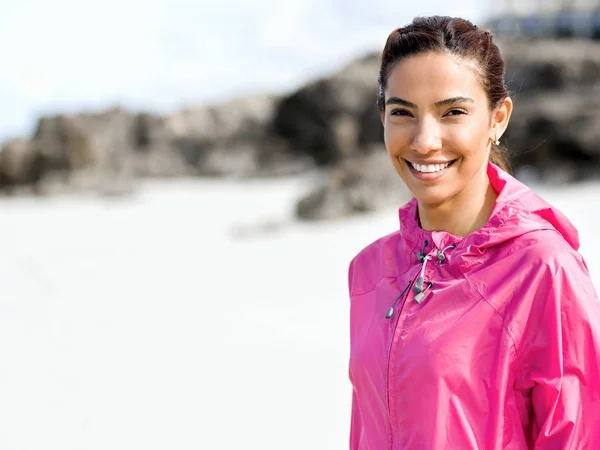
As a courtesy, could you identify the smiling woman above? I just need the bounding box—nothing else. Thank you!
[381,50,511,236]
[347,15,600,450]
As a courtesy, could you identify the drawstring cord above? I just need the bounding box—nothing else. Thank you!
[412,239,431,303]
[385,281,412,319]
[436,244,456,265]
[386,240,458,317]
[414,254,431,295]
[413,242,457,303]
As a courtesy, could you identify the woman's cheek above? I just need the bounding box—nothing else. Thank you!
[445,128,479,155]
[383,128,398,156]
[384,125,409,155]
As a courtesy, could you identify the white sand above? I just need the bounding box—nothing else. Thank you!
[0,176,597,449]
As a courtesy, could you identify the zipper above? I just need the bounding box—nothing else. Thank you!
[385,253,435,448]
[385,275,416,449]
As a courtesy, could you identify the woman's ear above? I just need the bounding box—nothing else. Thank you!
[490,97,513,141]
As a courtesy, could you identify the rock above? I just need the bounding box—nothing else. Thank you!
[358,94,383,148]
[503,90,600,179]
[168,94,277,143]
[166,94,292,177]
[0,94,294,194]
[490,38,600,179]
[270,53,379,166]
[295,148,411,221]
[33,107,135,173]
[0,138,41,187]
[499,38,600,93]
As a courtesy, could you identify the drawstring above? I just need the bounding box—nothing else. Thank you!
[414,254,431,295]
[413,239,431,295]
[417,240,429,262]
[413,242,457,303]
[385,281,412,319]
[436,244,456,265]
[384,240,457,317]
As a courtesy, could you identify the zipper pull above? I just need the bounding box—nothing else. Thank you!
[414,275,424,293]
[414,282,433,304]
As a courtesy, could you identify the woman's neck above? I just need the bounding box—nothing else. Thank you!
[417,171,497,238]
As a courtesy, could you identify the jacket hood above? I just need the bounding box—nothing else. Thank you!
[398,162,580,265]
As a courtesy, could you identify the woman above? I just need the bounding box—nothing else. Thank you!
[347,16,600,449]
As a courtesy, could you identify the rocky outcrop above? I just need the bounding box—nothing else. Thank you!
[499,39,600,180]
[167,94,305,177]
[0,95,307,196]
[1,38,599,211]
[0,138,41,187]
[271,53,380,166]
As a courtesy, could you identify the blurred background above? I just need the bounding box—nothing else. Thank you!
[0,1,599,449]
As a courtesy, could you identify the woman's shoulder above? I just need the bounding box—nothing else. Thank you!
[348,230,406,296]
[501,228,596,322]
[464,226,590,316]
[505,226,579,262]
[507,230,589,286]
[350,229,402,264]
[504,238,600,359]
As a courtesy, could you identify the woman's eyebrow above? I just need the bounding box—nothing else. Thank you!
[385,97,417,108]
[434,96,475,107]
[385,96,475,108]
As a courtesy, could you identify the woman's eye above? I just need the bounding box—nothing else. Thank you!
[445,109,467,116]
[391,109,412,117]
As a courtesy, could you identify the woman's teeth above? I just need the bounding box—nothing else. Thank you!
[410,161,451,173]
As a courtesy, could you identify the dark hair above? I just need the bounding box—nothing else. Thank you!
[377,16,512,174]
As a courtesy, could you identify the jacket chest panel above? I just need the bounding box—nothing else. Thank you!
[387,279,514,440]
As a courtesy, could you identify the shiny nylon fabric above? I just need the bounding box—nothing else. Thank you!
[348,163,600,449]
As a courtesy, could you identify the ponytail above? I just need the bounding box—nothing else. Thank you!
[490,143,512,174]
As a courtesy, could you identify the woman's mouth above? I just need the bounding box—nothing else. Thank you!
[404,159,458,181]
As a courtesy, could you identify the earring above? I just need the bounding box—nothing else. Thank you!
[495,138,500,146]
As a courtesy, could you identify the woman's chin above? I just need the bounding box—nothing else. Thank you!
[408,185,455,207]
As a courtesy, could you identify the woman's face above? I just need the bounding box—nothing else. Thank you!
[381,51,509,207]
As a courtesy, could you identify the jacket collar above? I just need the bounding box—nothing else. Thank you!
[397,162,579,266]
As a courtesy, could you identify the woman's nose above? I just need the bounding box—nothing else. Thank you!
[410,120,442,154]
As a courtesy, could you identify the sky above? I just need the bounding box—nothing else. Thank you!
[0,0,495,142]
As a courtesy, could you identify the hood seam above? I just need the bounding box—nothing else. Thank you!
[460,270,521,365]
[350,276,396,297]
[457,251,576,391]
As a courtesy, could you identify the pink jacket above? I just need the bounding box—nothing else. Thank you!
[348,163,600,449]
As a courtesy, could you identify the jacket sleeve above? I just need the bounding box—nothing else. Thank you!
[515,249,600,448]
[348,257,364,449]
